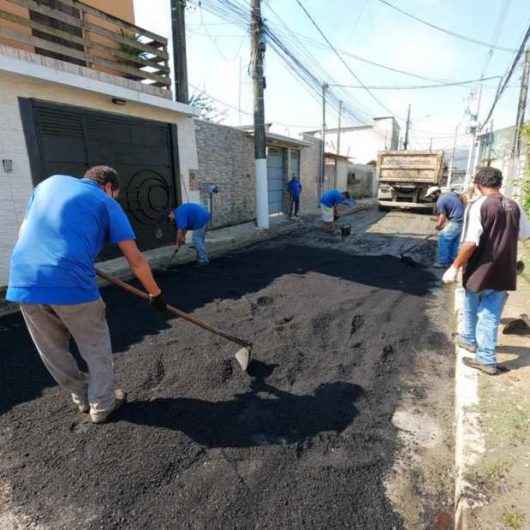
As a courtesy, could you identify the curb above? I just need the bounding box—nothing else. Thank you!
[0,203,377,318]
[453,285,486,530]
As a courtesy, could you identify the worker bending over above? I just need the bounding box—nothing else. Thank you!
[443,167,530,375]
[320,189,354,231]
[7,167,166,424]
[168,202,211,266]
[425,186,465,268]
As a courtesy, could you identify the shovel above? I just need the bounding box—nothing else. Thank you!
[96,269,252,371]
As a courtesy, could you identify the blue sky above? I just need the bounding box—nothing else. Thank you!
[134,0,529,151]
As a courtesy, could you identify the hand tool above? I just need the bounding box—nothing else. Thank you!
[164,247,180,270]
[96,269,252,371]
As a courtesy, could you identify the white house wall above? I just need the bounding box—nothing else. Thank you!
[0,70,198,286]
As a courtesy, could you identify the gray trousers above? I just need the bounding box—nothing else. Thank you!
[20,299,115,414]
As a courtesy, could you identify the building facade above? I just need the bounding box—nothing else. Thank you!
[305,116,400,164]
[0,0,198,285]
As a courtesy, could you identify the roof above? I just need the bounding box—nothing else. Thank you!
[244,130,312,148]
[325,152,351,161]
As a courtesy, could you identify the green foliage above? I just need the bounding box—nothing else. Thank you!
[189,91,227,123]
[502,509,526,530]
[119,31,148,62]
[524,125,530,216]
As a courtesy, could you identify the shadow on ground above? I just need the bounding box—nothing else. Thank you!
[121,360,363,448]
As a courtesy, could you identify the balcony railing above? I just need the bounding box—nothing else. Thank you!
[0,0,171,94]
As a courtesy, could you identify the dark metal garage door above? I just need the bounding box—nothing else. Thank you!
[267,148,285,215]
[19,99,180,258]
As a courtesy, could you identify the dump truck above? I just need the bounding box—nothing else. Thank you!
[377,150,445,209]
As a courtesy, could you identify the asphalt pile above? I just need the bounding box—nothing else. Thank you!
[0,224,449,529]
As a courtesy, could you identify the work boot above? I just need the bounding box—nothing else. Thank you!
[71,392,89,414]
[453,333,477,353]
[90,389,127,424]
[462,357,498,375]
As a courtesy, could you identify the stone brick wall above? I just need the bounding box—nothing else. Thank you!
[194,120,256,228]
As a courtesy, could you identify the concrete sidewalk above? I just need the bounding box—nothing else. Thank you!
[454,252,530,529]
[0,199,377,316]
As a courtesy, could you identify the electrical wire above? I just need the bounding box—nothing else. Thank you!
[189,82,322,129]
[198,0,375,125]
[481,22,530,128]
[330,76,501,90]
[375,0,517,53]
[294,0,402,120]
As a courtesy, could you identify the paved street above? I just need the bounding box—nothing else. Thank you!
[0,210,455,529]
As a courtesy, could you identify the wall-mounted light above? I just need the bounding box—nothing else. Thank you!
[2,159,13,173]
[112,98,127,106]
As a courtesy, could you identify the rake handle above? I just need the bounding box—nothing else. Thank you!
[95,269,252,350]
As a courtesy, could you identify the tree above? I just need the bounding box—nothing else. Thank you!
[189,91,227,123]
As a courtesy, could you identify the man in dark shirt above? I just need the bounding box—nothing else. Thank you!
[443,167,530,374]
[426,186,465,267]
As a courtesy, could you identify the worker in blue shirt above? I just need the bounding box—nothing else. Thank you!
[6,166,166,424]
[287,176,303,218]
[168,203,211,265]
[425,186,465,268]
[320,189,355,231]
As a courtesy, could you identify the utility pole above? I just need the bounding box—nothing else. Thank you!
[238,57,243,126]
[464,84,483,188]
[447,125,459,189]
[251,0,269,229]
[504,49,530,199]
[511,49,530,159]
[337,100,343,156]
[403,104,411,150]
[320,83,328,198]
[171,0,189,103]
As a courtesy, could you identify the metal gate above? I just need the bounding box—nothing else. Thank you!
[321,157,337,197]
[267,148,285,214]
[19,99,180,258]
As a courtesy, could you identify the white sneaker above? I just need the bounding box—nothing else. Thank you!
[90,389,127,424]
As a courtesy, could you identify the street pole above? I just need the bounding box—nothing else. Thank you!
[403,104,411,150]
[447,125,458,189]
[504,49,530,199]
[251,0,269,229]
[337,100,343,156]
[464,84,483,188]
[238,57,243,126]
[171,0,189,103]
[320,82,328,198]
[512,49,530,159]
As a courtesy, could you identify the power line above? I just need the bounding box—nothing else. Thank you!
[198,0,375,125]
[189,83,321,128]
[479,0,512,79]
[481,22,530,128]
[376,0,517,53]
[294,0,401,120]
[331,76,500,90]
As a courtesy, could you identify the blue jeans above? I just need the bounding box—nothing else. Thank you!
[438,221,462,266]
[192,225,209,264]
[461,289,508,365]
